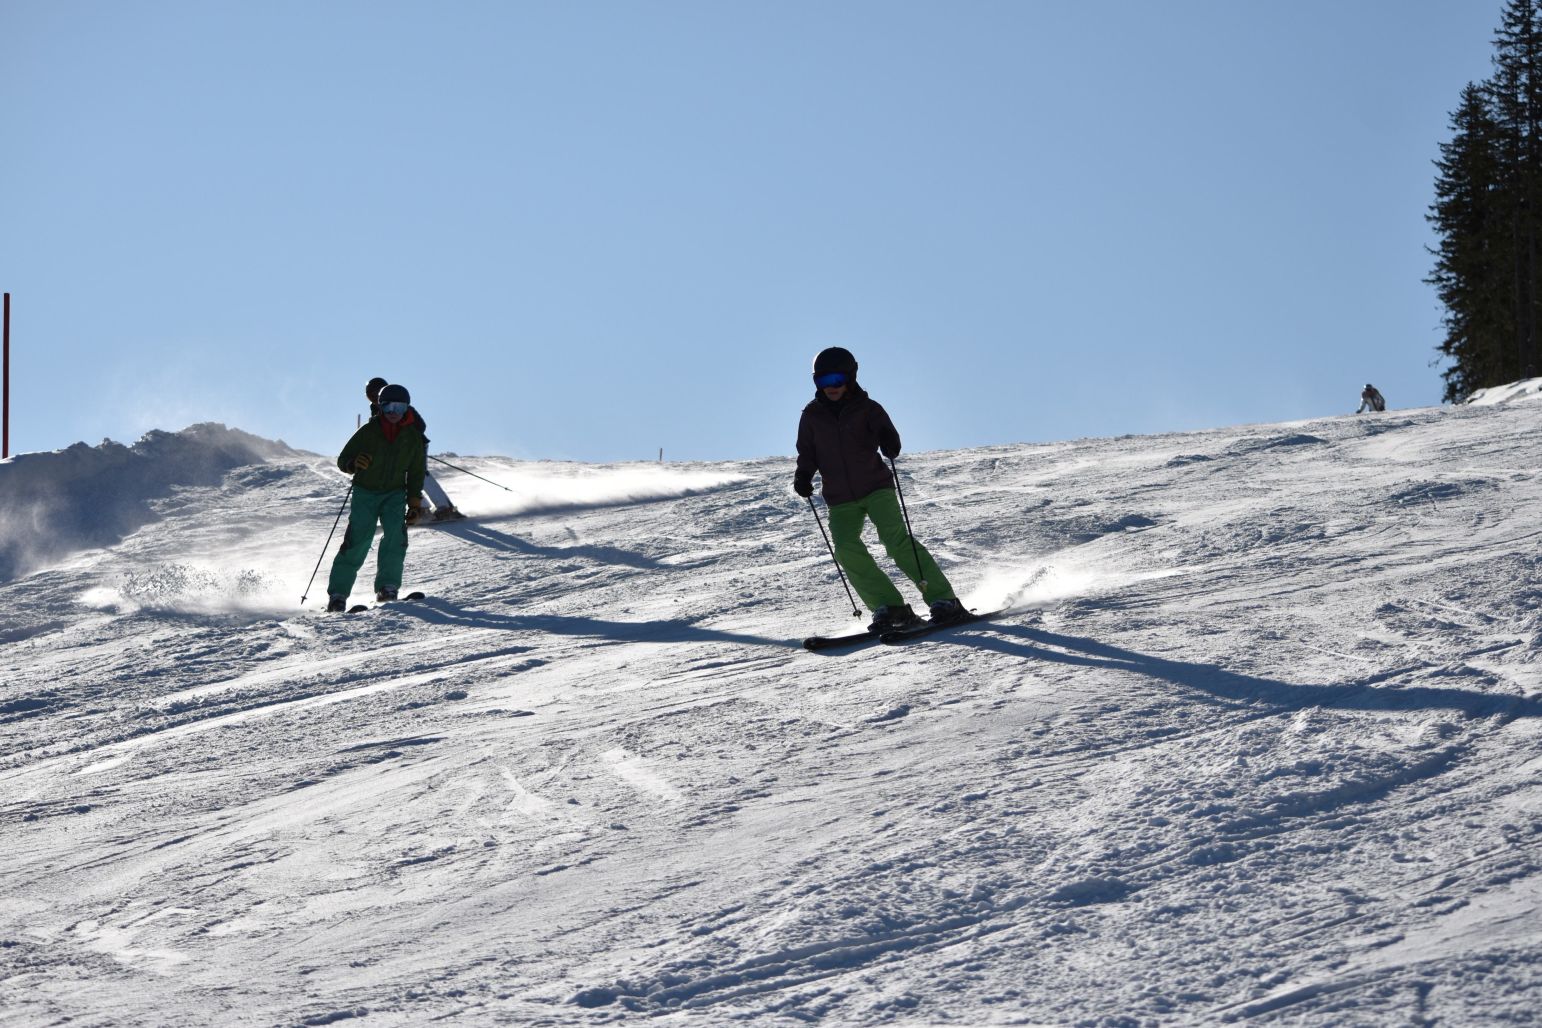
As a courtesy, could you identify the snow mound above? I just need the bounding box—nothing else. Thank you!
[1464,377,1542,405]
[0,423,293,582]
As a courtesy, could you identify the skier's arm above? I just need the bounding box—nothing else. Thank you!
[872,403,901,459]
[405,430,427,500]
[405,427,426,500]
[793,413,817,497]
[337,425,371,475]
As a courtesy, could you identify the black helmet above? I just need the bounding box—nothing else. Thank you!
[812,347,858,384]
[1365,383,1374,390]
[366,377,388,399]
[378,383,411,406]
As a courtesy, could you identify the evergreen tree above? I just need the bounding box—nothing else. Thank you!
[1429,0,1542,399]
[1428,84,1508,402]
[1490,0,1542,378]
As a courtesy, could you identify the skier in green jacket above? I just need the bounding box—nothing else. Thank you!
[326,383,427,612]
[364,376,464,524]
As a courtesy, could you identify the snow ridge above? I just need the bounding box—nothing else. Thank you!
[0,423,293,582]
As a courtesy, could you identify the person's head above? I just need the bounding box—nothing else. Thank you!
[378,383,410,423]
[1364,383,1375,392]
[366,377,388,403]
[812,347,858,401]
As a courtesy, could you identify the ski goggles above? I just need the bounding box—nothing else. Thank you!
[381,401,409,416]
[813,371,850,389]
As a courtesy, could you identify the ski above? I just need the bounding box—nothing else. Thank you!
[346,591,427,614]
[803,627,882,651]
[880,609,1002,644]
[409,516,469,529]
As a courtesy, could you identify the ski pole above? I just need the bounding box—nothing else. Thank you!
[301,484,352,606]
[807,496,862,619]
[429,454,516,492]
[888,457,927,592]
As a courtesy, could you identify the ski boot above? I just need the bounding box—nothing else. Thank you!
[928,598,969,624]
[326,595,347,613]
[432,505,467,522]
[376,586,399,603]
[868,603,922,633]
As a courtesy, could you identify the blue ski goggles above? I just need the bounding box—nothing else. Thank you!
[813,371,850,389]
[381,401,409,416]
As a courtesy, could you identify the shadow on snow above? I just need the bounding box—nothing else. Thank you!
[393,597,798,650]
[953,622,1542,719]
[430,521,707,572]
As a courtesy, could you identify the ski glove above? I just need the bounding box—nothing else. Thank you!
[793,475,814,498]
[352,454,373,473]
[881,444,900,459]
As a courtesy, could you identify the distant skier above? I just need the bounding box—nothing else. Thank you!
[1357,384,1386,413]
[794,347,965,632]
[365,377,465,524]
[326,383,427,612]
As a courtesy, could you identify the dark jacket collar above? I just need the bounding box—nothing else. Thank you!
[806,381,869,415]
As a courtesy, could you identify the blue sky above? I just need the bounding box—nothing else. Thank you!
[1,1,1502,462]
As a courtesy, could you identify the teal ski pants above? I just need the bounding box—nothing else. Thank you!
[827,487,955,611]
[327,486,408,599]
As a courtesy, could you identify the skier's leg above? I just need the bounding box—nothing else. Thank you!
[423,471,453,511]
[866,488,956,604]
[828,497,905,611]
[373,489,409,593]
[327,489,385,598]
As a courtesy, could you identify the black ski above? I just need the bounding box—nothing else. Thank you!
[347,591,427,613]
[803,627,882,651]
[880,609,1002,644]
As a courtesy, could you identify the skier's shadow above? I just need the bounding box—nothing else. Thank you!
[396,597,799,649]
[431,521,700,571]
[949,621,1542,719]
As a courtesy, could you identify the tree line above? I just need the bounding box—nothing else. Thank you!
[1429,0,1542,401]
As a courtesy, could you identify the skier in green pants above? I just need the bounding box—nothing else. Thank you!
[793,347,965,632]
[326,383,427,612]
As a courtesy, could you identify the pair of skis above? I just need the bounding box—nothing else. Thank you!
[803,609,1000,652]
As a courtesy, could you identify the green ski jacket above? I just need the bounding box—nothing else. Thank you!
[336,414,427,498]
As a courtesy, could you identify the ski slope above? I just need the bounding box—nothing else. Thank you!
[3,395,1542,1026]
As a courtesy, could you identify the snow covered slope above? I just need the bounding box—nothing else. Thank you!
[3,405,1541,1026]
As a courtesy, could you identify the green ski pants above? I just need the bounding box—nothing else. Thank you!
[827,487,955,611]
[327,486,408,599]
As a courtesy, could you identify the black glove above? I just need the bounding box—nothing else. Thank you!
[793,475,814,498]
[880,445,900,459]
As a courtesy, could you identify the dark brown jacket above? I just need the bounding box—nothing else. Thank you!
[795,385,901,506]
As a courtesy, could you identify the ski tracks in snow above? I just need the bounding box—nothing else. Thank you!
[5,415,1542,1024]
